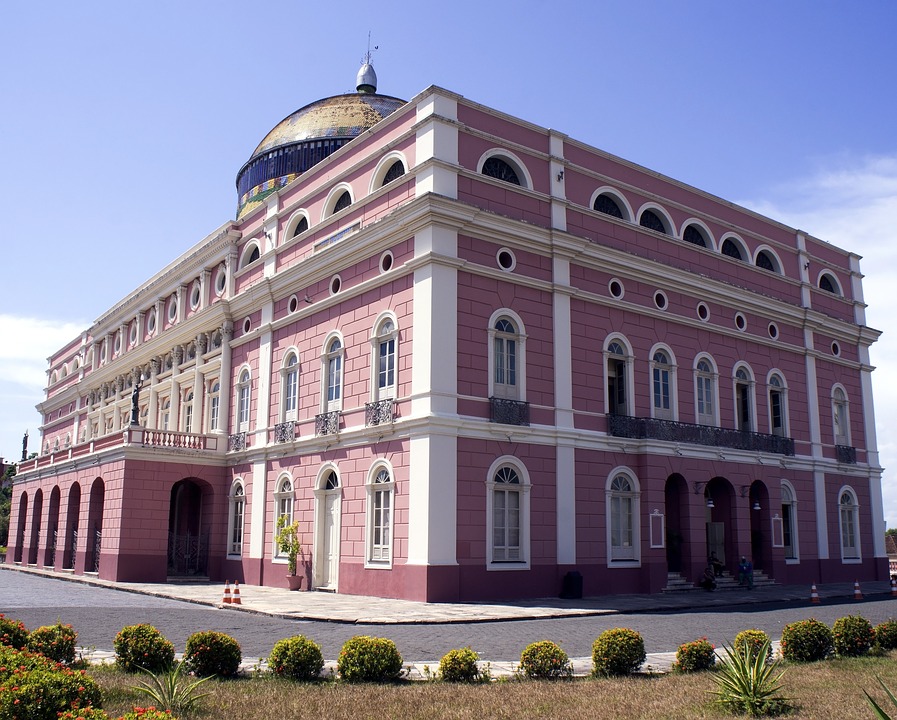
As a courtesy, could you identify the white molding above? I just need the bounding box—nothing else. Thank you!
[248,460,267,559]
[408,433,457,565]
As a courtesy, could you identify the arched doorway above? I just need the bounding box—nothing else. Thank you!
[749,480,770,572]
[14,492,28,563]
[705,477,736,574]
[314,467,341,590]
[64,483,81,570]
[46,487,61,568]
[167,479,210,577]
[29,489,43,565]
[664,474,689,573]
[86,479,105,574]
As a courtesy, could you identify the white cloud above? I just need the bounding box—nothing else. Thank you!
[739,153,897,529]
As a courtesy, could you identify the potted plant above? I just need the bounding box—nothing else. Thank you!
[276,515,303,590]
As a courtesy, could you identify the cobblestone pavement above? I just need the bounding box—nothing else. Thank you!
[2,566,894,675]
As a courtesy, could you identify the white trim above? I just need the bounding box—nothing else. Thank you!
[322,183,354,220]
[320,331,345,412]
[838,485,862,561]
[487,308,527,401]
[365,459,396,568]
[370,311,399,402]
[476,148,534,190]
[831,383,851,446]
[369,151,408,194]
[227,479,246,557]
[693,353,719,426]
[486,456,531,570]
[589,186,634,222]
[648,343,677,421]
[754,244,785,274]
[636,202,675,236]
[732,361,757,432]
[313,464,341,590]
[817,270,843,296]
[679,218,716,251]
[272,473,294,561]
[603,334,634,416]
[280,348,300,422]
[284,209,311,240]
[606,466,641,567]
[719,233,749,262]
[780,479,800,561]
[766,369,790,437]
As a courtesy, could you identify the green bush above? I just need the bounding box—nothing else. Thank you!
[832,614,875,657]
[518,640,572,680]
[268,635,325,681]
[0,646,102,720]
[27,621,78,664]
[0,614,29,650]
[121,707,181,719]
[673,637,716,672]
[113,624,175,673]
[337,636,403,682]
[592,627,646,677]
[734,629,773,662]
[57,709,109,720]
[875,619,897,650]
[184,630,242,677]
[438,647,481,682]
[780,618,833,662]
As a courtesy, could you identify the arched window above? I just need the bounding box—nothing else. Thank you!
[839,488,860,560]
[382,160,405,185]
[819,273,841,295]
[282,352,299,420]
[721,238,744,261]
[237,369,251,429]
[695,357,718,426]
[682,224,708,248]
[606,340,630,416]
[292,216,309,237]
[274,476,294,560]
[756,250,777,272]
[734,366,754,431]
[322,336,344,412]
[372,317,398,400]
[639,209,668,234]
[768,373,787,437]
[482,156,521,186]
[651,349,675,421]
[183,390,194,433]
[241,243,261,268]
[487,463,530,565]
[333,191,352,213]
[160,398,171,431]
[781,483,798,560]
[228,481,245,556]
[367,465,394,565]
[594,193,624,218]
[489,314,524,400]
[833,387,850,446]
[208,379,220,432]
[608,472,640,563]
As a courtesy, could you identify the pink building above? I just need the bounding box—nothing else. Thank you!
[7,64,886,601]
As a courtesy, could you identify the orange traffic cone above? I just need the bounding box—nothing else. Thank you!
[854,580,863,600]
[232,581,242,605]
[891,578,897,597]
[810,583,821,604]
[222,580,232,604]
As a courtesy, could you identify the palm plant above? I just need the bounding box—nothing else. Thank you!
[709,639,791,716]
[865,677,897,719]
[133,660,212,715]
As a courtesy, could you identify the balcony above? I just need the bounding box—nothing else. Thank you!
[836,444,857,464]
[489,397,530,426]
[607,414,795,456]
[315,411,341,436]
[228,432,247,452]
[274,422,296,443]
[365,399,394,427]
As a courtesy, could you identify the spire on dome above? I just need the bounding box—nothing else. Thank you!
[356,32,379,94]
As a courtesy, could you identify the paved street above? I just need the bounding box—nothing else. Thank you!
[2,567,896,668]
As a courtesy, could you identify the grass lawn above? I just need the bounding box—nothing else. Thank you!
[93,655,897,720]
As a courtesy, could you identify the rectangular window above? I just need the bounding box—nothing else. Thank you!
[371,489,391,561]
[378,339,395,391]
[285,371,298,415]
[328,357,342,403]
[492,489,520,561]
[210,395,219,431]
[230,501,244,555]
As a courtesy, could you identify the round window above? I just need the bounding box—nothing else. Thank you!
[735,312,747,331]
[288,295,299,313]
[768,323,779,339]
[380,251,394,273]
[609,279,624,299]
[167,295,178,323]
[330,275,342,295]
[215,265,227,295]
[654,291,668,310]
[190,282,201,310]
[147,309,157,334]
[242,317,252,334]
[497,248,516,271]
[697,302,709,322]
[832,341,841,356]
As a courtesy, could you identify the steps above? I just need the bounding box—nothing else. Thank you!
[662,570,776,593]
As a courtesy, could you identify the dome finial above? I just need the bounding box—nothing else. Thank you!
[356,32,378,94]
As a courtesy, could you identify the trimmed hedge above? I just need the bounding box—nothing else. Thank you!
[438,647,481,682]
[832,615,875,657]
[592,628,646,677]
[781,618,833,662]
[27,621,78,665]
[268,635,325,681]
[184,630,242,677]
[0,614,29,650]
[519,641,572,680]
[875,619,897,650]
[673,637,716,673]
[113,624,175,673]
[734,629,772,662]
[337,636,403,682]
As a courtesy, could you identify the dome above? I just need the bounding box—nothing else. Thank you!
[236,66,406,219]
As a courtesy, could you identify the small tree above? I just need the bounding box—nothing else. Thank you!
[276,516,302,576]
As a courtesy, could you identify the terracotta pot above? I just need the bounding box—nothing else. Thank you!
[286,574,303,591]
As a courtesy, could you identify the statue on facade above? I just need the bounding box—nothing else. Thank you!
[130,374,144,425]
[21,430,28,461]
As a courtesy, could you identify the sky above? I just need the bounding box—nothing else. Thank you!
[1,2,896,521]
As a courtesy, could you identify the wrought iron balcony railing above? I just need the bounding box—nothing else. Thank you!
[836,444,857,464]
[490,397,530,426]
[365,399,394,426]
[228,432,247,452]
[607,414,795,456]
[315,411,341,436]
[274,422,296,443]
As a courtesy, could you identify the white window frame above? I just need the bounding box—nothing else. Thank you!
[236,367,251,430]
[649,344,677,421]
[604,336,634,416]
[781,480,799,563]
[228,480,246,556]
[767,371,789,437]
[485,456,531,570]
[832,385,851,446]
[366,462,395,567]
[321,333,345,412]
[694,355,719,426]
[838,486,861,562]
[182,390,194,434]
[607,468,641,567]
[159,396,171,431]
[733,363,756,432]
[273,475,294,561]
[281,350,300,421]
[370,313,399,401]
[488,309,526,401]
[207,379,220,432]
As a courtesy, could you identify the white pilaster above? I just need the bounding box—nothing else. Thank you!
[804,334,822,457]
[255,301,273,446]
[415,92,458,199]
[408,433,458,565]
[249,459,267,559]
[556,443,576,564]
[814,471,829,559]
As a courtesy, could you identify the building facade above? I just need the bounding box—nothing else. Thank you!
[6,65,886,601]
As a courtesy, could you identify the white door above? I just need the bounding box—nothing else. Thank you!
[320,492,340,589]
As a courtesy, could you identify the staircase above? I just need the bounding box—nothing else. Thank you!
[663,570,776,593]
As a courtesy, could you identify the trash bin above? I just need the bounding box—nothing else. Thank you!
[560,570,583,599]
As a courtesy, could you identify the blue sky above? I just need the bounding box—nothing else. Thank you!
[2,2,896,521]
